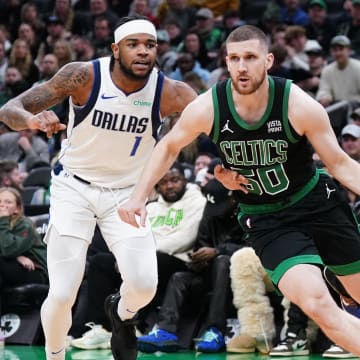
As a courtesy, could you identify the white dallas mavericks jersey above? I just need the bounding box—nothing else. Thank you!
[59,57,164,188]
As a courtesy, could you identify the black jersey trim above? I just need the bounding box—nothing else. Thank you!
[211,84,220,143]
[238,167,320,214]
[282,79,299,144]
[226,77,275,130]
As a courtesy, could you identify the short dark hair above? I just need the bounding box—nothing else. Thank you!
[226,25,268,50]
[115,15,149,30]
[169,161,185,177]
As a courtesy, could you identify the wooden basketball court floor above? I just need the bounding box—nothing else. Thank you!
[0,346,328,360]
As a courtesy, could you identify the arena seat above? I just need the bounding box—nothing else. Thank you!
[1,284,49,345]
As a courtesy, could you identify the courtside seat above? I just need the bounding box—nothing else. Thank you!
[2,284,49,308]
[1,284,49,345]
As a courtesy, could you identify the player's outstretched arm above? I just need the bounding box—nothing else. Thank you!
[0,62,92,137]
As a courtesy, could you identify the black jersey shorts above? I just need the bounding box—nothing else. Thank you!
[238,173,360,286]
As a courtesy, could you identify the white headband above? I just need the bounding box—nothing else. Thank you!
[114,20,157,43]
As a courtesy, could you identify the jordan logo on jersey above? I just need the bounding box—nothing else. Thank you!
[325,183,336,199]
[221,120,234,133]
[267,120,282,133]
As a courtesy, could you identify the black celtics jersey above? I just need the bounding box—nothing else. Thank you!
[210,76,318,214]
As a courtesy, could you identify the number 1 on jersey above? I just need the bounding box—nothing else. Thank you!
[130,136,142,156]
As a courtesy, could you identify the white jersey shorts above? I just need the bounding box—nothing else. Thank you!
[45,165,155,251]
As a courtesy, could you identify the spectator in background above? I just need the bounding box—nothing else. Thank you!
[33,54,60,87]
[340,123,360,162]
[8,39,39,88]
[271,24,287,46]
[129,0,160,28]
[0,129,50,172]
[20,2,45,40]
[299,39,326,97]
[170,52,210,84]
[17,23,41,60]
[335,0,353,29]
[156,29,178,76]
[88,0,120,32]
[71,36,97,61]
[162,17,185,49]
[0,161,27,192]
[316,35,360,107]
[137,177,245,353]
[36,15,71,64]
[31,53,66,159]
[0,187,48,312]
[50,0,75,34]
[183,72,208,94]
[207,42,227,86]
[280,0,309,26]
[0,66,30,106]
[283,25,310,71]
[259,1,283,39]
[191,8,224,56]
[339,123,360,216]
[193,152,214,185]
[305,0,336,54]
[0,42,9,91]
[268,42,318,95]
[137,160,206,294]
[91,16,113,57]
[53,39,74,68]
[337,0,360,56]
[268,42,293,79]
[0,26,12,54]
[147,0,162,15]
[222,9,246,38]
[177,30,213,69]
[156,0,197,34]
[145,162,206,309]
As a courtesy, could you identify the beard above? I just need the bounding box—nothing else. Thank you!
[161,186,186,203]
[117,56,153,81]
[231,70,267,95]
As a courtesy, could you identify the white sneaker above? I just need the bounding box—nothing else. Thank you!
[323,345,357,358]
[71,322,111,350]
[269,332,309,356]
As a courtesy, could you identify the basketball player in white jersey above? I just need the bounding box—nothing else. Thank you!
[0,16,197,360]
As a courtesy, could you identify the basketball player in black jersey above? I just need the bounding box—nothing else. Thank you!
[119,25,360,356]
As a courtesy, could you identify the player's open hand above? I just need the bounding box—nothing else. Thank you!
[117,199,147,228]
[214,164,249,193]
[27,110,66,138]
